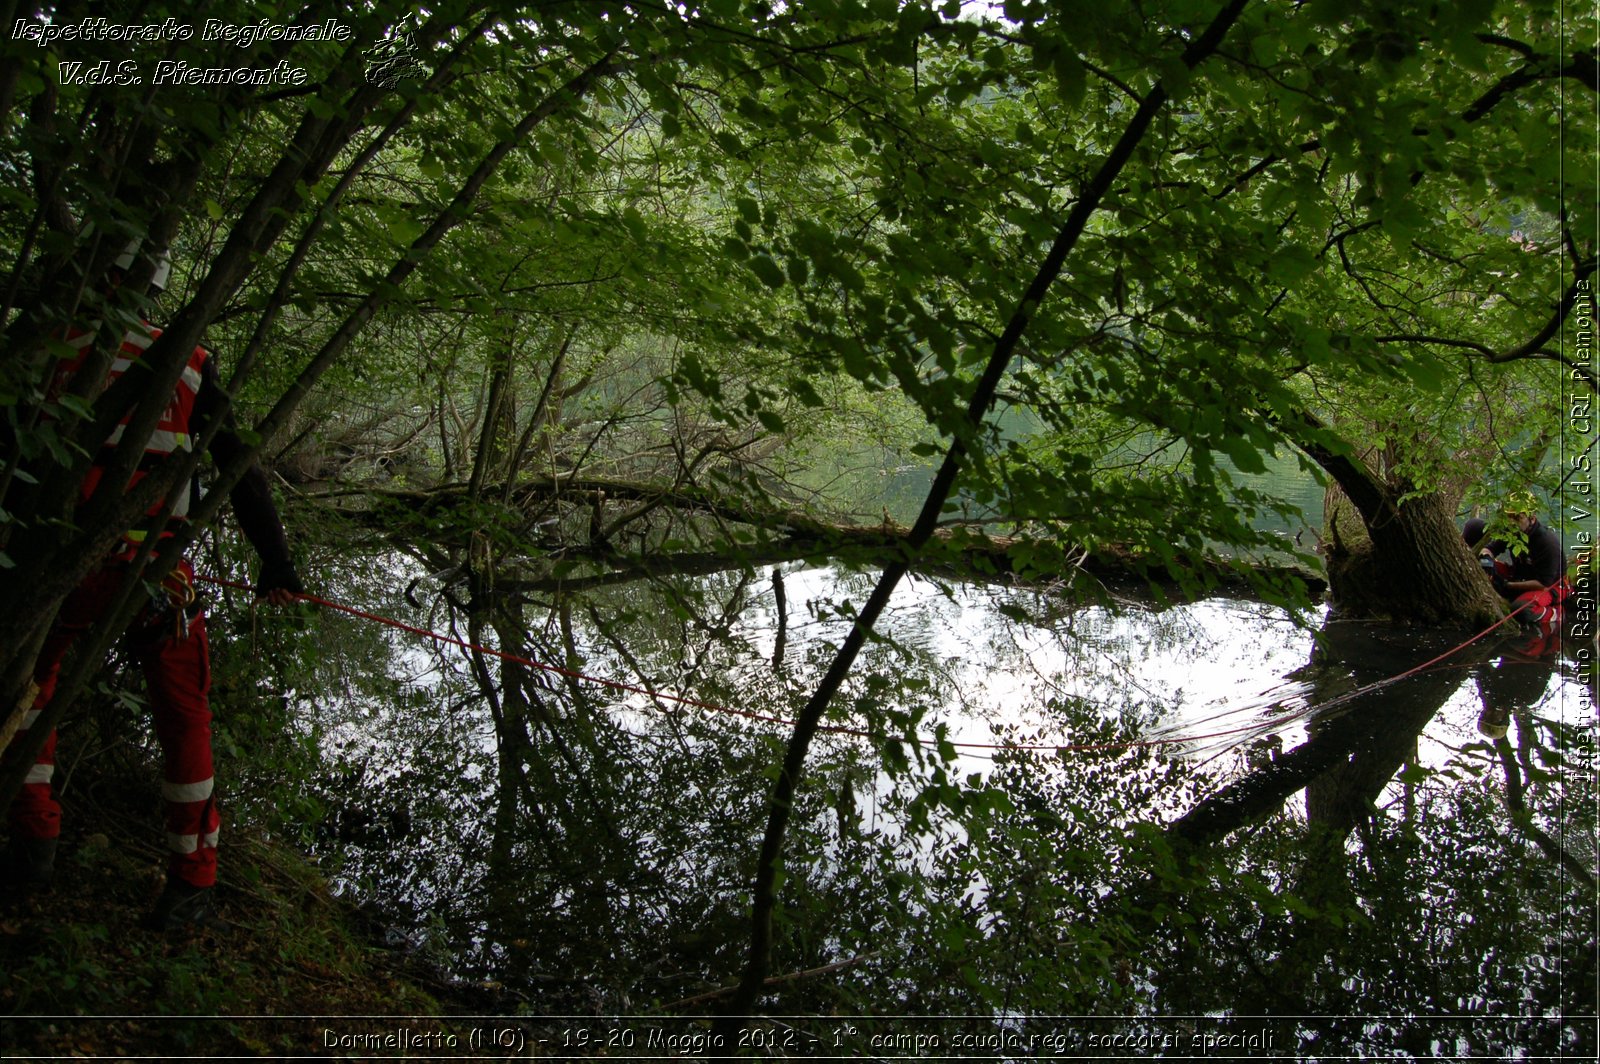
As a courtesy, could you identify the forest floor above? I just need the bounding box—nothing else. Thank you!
[0,756,491,1059]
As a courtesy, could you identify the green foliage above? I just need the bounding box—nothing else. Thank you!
[1,0,1594,1048]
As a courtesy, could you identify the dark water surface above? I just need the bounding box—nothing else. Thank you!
[272,553,1595,1056]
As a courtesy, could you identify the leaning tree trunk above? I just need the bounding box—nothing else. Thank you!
[1323,486,1504,627]
[1300,435,1504,627]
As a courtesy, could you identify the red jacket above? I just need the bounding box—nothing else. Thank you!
[58,322,208,556]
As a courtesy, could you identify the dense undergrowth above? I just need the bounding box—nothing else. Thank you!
[0,705,473,1058]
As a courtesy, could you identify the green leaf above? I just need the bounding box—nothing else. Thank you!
[1053,50,1086,108]
[54,394,93,419]
[748,254,785,288]
[1221,436,1268,475]
[789,378,822,406]
[1399,352,1447,392]
[1397,764,1430,785]
[1266,245,1318,285]
[1157,56,1193,100]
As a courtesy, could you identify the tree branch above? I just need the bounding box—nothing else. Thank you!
[716,0,1255,1030]
[1372,259,1600,391]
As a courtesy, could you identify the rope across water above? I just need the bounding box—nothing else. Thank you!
[197,574,1528,756]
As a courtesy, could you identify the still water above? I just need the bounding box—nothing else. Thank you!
[265,551,1595,1056]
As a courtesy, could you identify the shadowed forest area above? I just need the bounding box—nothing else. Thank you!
[1,0,1597,1058]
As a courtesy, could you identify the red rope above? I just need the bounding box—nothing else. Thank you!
[1286,604,1529,720]
[197,574,1527,756]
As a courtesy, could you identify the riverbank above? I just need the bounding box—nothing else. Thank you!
[0,757,478,1058]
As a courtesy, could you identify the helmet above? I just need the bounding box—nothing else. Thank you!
[1502,490,1538,517]
[114,239,172,291]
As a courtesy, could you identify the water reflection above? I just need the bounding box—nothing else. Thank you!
[268,553,1593,1050]
[1166,618,1486,844]
[1474,625,1561,741]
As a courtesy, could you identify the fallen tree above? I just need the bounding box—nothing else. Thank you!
[298,474,1327,602]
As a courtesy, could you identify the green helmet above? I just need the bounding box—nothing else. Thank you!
[1502,490,1538,516]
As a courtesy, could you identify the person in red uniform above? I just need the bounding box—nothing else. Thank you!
[1464,492,1569,631]
[1,244,302,930]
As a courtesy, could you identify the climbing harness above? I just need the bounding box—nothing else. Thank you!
[158,567,200,642]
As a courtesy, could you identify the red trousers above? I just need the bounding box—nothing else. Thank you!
[1492,562,1570,633]
[1513,583,1568,631]
[5,559,219,887]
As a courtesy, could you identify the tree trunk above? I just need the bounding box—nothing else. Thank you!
[1296,429,1504,627]
[1322,485,1503,627]
[325,476,1327,598]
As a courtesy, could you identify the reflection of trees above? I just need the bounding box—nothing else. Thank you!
[1494,713,1596,887]
[368,554,929,1008]
[1148,618,1465,1034]
[1168,619,1476,848]
[1142,616,1596,1053]
[286,550,1594,1049]
[453,568,747,1003]
[1463,627,1596,889]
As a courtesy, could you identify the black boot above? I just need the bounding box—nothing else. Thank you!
[1,835,57,896]
[147,877,219,931]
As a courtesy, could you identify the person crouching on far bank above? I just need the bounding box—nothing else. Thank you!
[1463,491,1571,632]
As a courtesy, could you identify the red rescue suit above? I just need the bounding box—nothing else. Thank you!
[70,323,209,556]
[10,323,227,888]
